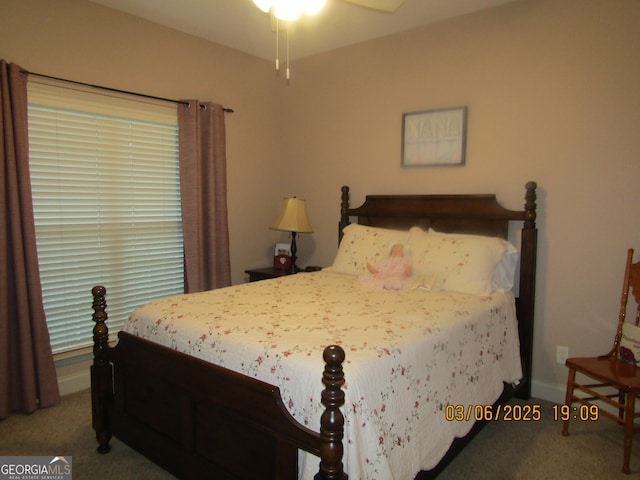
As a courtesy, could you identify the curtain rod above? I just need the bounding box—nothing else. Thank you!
[22,70,234,113]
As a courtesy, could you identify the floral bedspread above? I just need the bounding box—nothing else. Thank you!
[124,270,522,480]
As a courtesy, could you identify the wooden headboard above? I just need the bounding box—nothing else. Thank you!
[338,182,538,399]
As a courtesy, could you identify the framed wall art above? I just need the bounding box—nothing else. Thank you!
[401,106,468,167]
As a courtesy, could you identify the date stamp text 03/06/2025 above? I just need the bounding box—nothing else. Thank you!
[444,404,600,422]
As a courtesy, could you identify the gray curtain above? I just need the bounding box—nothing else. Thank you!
[0,60,60,419]
[178,101,231,292]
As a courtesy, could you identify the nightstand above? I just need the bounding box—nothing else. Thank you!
[244,267,293,282]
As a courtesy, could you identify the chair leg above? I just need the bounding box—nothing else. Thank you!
[562,367,577,436]
[622,392,636,474]
[619,389,626,420]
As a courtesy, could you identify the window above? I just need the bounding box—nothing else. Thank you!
[27,80,184,354]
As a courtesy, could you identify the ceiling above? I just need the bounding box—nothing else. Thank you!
[89,0,518,61]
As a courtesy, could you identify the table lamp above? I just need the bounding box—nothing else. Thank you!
[269,196,314,273]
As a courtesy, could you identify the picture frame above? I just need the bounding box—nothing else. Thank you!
[274,243,291,256]
[401,106,468,167]
[274,243,292,271]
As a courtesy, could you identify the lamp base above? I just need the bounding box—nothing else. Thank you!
[290,231,300,274]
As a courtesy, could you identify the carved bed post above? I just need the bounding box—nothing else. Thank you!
[90,285,113,453]
[315,345,348,480]
[523,181,537,230]
[517,181,538,399]
[339,186,350,244]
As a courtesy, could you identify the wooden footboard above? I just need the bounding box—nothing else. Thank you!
[90,286,347,480]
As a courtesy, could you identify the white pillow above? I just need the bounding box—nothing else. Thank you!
[427,228,519,292]
[326,224,409,276]
[491,239,519,292]
[407,227,516,296]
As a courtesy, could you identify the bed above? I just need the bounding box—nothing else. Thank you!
[91,181,538,480]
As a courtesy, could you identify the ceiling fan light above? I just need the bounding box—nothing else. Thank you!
[252,0,273,14]
[274,0,301,21]
[302,0,327,16]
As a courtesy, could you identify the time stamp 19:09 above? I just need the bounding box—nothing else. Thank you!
[444,403,599,422]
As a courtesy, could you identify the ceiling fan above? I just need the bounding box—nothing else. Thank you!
[253,0,407,80]
[252,0,407,22]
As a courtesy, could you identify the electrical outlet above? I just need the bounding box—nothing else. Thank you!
[556,345,569,364]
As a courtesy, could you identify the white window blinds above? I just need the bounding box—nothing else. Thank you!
[27,80,184,354]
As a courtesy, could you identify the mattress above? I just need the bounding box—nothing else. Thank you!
[124,270,522,480]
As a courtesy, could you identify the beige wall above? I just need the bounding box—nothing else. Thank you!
[2,0,640,401]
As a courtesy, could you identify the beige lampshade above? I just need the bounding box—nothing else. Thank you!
[269,197,314,233]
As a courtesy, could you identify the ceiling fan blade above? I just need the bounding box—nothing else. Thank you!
[342,0,406,13]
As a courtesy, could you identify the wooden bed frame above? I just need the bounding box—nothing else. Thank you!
[91,182,538,480]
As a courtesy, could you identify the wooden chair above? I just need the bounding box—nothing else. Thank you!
[563,248,640,474]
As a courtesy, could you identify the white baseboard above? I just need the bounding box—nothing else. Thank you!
[531,379,566,404]
[58,369,90,396]
[56,357,92,396]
